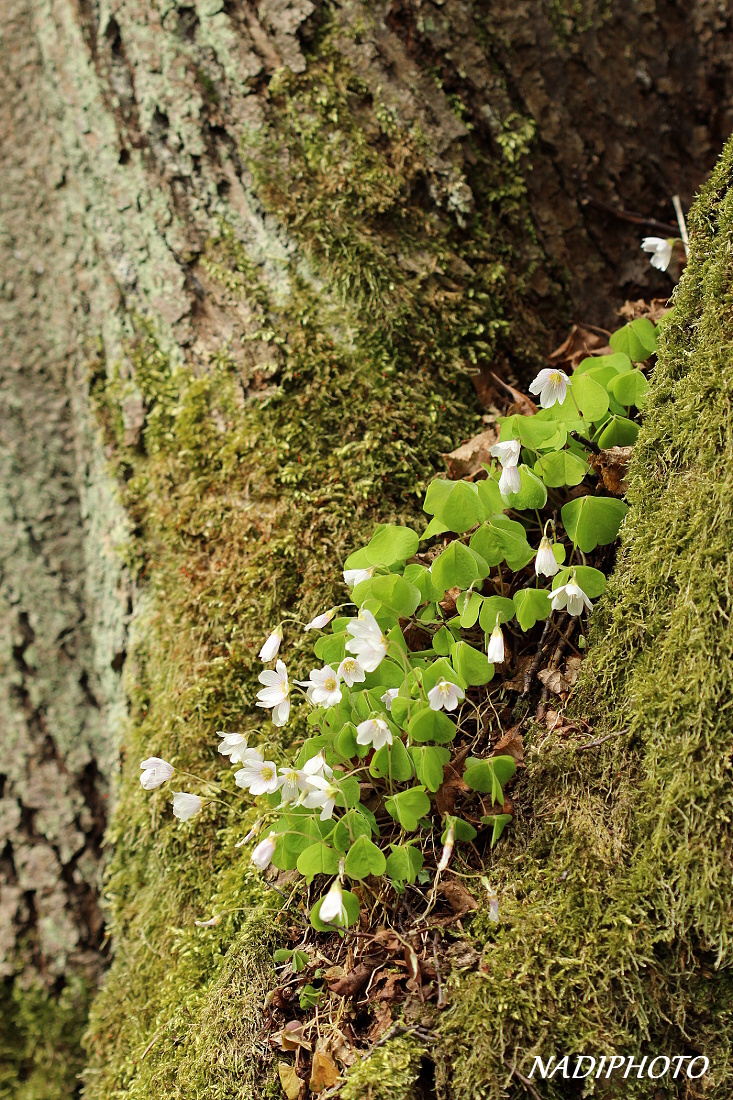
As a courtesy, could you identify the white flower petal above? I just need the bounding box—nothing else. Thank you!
[140,757,174,789]
[487,626,505,665]
[251,834,277,870]
[259,628,283,662]
[489,439,521,467]
[172,792,202,821]
[535,537,560,578]
[499,463,522,498]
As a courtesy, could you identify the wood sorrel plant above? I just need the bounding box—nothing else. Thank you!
[141,314,662,934]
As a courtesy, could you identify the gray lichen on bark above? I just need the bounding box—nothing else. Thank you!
[0,0,130,991]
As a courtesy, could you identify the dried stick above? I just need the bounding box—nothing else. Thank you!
[672,194,689,257]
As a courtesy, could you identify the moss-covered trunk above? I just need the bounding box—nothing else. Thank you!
[1,0,732,1096]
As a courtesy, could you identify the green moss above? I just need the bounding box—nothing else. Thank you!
[432,140,733,1097]
[0,975,91,1100]
[340,1037,427,1100]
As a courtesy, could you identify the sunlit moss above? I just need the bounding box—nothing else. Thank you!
[0,975,91,1100]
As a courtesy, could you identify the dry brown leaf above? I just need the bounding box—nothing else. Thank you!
[278,1062,304,1100]
[618,297,671,324]
[471,364,538,414]
[501,653,534,692]
[544,707,561,730]
[589,446,633,496]
[537,668,572,695]
[372,972,404,1002]
[438,880,479,918]
[328,962,377,998]
[543,708,585,737]
[309,1051,341,1093]
[549,324,611,370]
[330,1032,358,1068]
[434,769,470,817]
[439,586,462,616]
[492,725,525,766]
[271,985,295,1011]
[442,427,499,480]
[489,370,537,415]
[564,656,582,686]
[368,1001,394,1038]
[373,928,403,953]
[321,964,346,982]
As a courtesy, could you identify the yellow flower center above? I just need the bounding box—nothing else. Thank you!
[262,766,275,781]
[549,371,563,384]
[325,677,337,691]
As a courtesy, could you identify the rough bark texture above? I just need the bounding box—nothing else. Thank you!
[0,0,732,1096]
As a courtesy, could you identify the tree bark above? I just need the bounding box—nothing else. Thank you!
[0,0,731,1095]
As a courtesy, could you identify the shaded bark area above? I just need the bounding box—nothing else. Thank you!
[390,0,733,320]
[0,0,731,1095]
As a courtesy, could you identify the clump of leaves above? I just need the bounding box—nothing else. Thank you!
[141,315,662,942]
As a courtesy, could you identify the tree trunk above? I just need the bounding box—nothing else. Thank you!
[0,0,731,1095]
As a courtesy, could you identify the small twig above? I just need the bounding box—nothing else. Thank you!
[582,194,678,237]
[672,194,690,257]
[576,727,628,752]
[488,371,538,413]
[522,619,554,696]
[571,320,611,338]
[140,1030,163,1060]
[263,880,310,927]
[502,1059,542,1100]
[569,430,601,455]
[433,933,447,1009]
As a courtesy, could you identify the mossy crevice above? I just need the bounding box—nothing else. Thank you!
[425,139,733,1098]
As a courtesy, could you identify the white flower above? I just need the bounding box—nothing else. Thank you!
[194,915,221,928]
[319,880,348,926]
[259,627,282,662]
[356,717,393,751]
[344,566,375,587]
[301,665,342,707]
[551,578,593,617]
[234,758,279,795]
[338,656,365,687]
[140,757,174,790]
[276,766,309,804]
[427,679,465,712]
[487,624,505,664]
[535,536,560,577]
[499,463,522,499]
[172,792,202,821]
[381,687,399,711]
[641,236,673,272]
[251,833,277,870]
[302,775,339,820]
[437,822,455,873]
[302,752,334,783]
[529,368,570,408]
[305,608,335,631]
[345,609,387,673]
[256,659,290,726]
[489,439,521,467]
[217,733,262,766]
